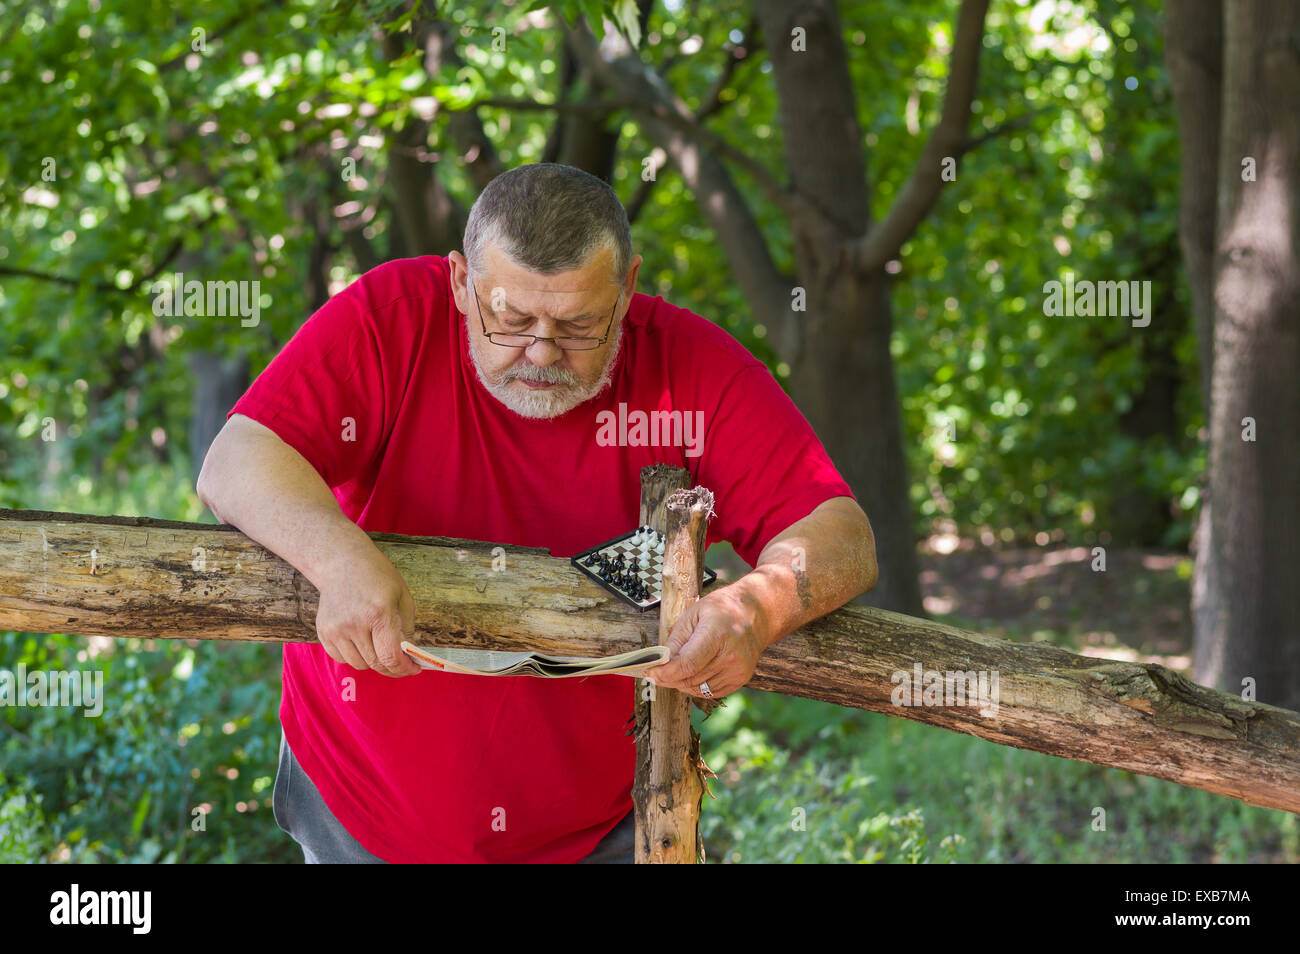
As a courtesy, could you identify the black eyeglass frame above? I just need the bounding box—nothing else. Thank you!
[468,273,624,351]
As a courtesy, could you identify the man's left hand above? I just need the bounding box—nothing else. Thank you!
[646,586,768,699]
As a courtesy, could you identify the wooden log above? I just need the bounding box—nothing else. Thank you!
[0,507,658,652]
[631,465,692,864]
[2,507,1299,815]
[634,482,714,864]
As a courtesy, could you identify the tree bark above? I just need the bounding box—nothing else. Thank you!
[186,351,248,490]
[787,270,922,614]
[3,507,1299,815]
[754,0,927,614]
[1200,0,1300,710]
[1166,0,1226,705]
[379,6,499,258]
[1166,1,1224,410]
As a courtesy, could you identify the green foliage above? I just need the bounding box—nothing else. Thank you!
[697,690,1297,864]
[0,0,1199,544]
[887,0,1198,548]
[0,631,289,863]
[698,745,966,864]
[0,773,50,863]
[523,0,641,46]
[0,472,289,863]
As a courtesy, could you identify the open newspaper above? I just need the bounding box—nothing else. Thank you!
[400,641,669,678]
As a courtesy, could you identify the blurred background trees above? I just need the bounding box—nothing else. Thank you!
[0,0,1203,563]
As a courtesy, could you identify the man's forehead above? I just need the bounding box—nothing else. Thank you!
[480,245,617,294]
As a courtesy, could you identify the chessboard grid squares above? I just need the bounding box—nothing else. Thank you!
[571,526,716,611]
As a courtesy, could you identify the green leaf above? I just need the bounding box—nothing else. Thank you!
[131,791,151,835]
[610,0,641,48]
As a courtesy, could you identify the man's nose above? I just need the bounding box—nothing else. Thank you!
[523,329,565,365]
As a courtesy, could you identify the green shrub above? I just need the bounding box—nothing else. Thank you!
[697,689,1297,864]
[0,631,292,863]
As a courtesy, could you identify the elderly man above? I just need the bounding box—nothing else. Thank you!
[197,162,877,864]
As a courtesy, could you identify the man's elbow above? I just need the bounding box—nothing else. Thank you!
[855,516,879,598]
[195,448,226,522]
[859,551,879,597]
[195,469,220,522]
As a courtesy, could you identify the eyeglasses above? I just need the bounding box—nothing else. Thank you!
[469,274,622,351]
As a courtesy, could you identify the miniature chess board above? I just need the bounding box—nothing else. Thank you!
[571,526,717,612]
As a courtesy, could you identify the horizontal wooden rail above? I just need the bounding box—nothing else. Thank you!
[2,508,1297,815]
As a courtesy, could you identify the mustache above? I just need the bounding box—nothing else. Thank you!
[503,364,577,385]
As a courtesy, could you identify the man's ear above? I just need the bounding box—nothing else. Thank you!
[624,253,643,299]
[448,251,468,313]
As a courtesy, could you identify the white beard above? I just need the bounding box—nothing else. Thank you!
[464,314,623,420]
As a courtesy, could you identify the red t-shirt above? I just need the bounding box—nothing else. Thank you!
[227,254,854,863]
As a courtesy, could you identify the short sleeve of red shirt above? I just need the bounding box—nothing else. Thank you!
[696,361,857,569]
[226,268,415,502]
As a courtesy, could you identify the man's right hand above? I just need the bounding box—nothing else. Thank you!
[314,549,423,677]
[196,414,424,678]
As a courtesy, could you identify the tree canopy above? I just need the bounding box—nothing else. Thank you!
[1,0,1198,553]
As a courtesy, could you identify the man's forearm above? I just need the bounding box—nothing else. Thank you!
[727,497,878,650]
[196,415,382,590]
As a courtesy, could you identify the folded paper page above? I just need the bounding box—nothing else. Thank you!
[400,641,670,678]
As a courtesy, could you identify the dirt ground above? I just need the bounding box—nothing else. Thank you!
[709,534,1195,668]
[916,535,1194,666]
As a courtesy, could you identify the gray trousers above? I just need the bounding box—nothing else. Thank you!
[272,730,635,864]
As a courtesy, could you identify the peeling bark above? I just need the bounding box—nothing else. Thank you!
[634,480,713,864]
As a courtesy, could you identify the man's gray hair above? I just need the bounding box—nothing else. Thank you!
[463,163,632,285]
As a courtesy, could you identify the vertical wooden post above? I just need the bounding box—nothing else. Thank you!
[634,464,715,863]
[638,465,691,542]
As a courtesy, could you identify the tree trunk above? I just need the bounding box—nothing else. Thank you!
[1166,0,1225,701]
[787,267,923,616]
[552,51,621,181]
[1196,0,1300,710]
[755,0,927,616]
[559,0,989,618]
[187,350,248,489]
[1110,246,1187,544]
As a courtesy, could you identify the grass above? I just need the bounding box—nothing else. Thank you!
[696,690,1298,863]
